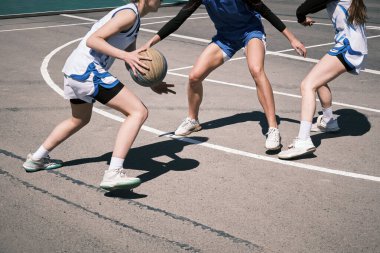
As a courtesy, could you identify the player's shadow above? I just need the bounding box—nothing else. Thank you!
[311,108,371,147]
[63,137,206,199]
[202,111,298,134]
[201,111,298,154]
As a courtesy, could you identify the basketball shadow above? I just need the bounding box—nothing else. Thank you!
[311,108,371,147]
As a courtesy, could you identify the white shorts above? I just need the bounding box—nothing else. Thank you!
[328,38,367,75]
[63,64,119,103]
[63,75,96,103]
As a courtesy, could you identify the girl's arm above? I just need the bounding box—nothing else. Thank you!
[86,9,150,75]
[246,0,307,57]
[296,0,333,24]
[144,0,202,48]
[245,0,286,32]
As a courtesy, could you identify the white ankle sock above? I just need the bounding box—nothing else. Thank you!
[322,106,333,121]
[298,121,312,140]
[32,145,49,160]
[108,157,124,170]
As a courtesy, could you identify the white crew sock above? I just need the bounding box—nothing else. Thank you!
[108,157,125,170]
[322,106,333,122]
[298,121,312,140]
[32,145,50,160]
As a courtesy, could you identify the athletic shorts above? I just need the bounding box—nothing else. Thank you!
[328,38,366,75]
[211,30,266,61]
[64,75,123,104]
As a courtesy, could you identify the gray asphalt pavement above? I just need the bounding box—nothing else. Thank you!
[1,1,379,252]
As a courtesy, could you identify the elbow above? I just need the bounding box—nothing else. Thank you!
[86,36,95,49]
[296,8,305,23]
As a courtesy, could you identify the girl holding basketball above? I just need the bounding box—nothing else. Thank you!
[143,0,306,150]
[278,0,367,159]
[23,0,175,190]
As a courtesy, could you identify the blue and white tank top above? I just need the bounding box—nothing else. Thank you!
[327,0,367,56]
[62,3,140,78]
[202,0,264,40]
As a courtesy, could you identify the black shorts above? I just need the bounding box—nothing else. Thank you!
[70,82,124,105]
[336,53,354,72]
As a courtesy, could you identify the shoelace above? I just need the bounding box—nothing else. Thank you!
[41,155,55,165]
[114,168,128,177]
[266,128,279,141]
[180,118,196,128]
[288,138,299,149]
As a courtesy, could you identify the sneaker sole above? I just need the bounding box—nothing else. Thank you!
[311,126,340,133]
[23,163,63,172]
[100,180,141,191]
[174,126,202,136]
[278,147,316,160]
[265,144,282,151]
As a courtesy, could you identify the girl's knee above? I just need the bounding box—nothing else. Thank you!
[300,79,316,94]
[133,105,148,123]
[71,116,91,128]
[249,65,264,80]
[188,70,203,87]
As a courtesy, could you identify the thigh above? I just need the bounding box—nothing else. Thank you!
[105,85,146,116]
[303,54,347,89]
[70,101,93,121]
[245,38,266,70]
[191,43,225,80]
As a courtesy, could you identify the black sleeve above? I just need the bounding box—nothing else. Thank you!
[296,0,334,23]
[156,0,202,40]
[244,0,286,32]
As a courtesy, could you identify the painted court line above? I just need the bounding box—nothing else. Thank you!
[281,19,380,30]
[167,72,380,113]
[40,38,380,183]
[61,13,209,26]
[0,22,94,33]
[52,14,380,113]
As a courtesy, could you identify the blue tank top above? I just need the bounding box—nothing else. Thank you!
[202,0,264,40]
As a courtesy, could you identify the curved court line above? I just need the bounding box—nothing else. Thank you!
[41,38,380,183]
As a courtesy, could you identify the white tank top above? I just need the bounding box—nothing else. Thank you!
[326,0,367,55]
[62,3,140,77]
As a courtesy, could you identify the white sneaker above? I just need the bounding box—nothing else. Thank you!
[174,117,202,136]
[265,127,281,150]
[278,137,316,159]
[311,115,340,133]
[23,153,63,172]
[100,168,141,190]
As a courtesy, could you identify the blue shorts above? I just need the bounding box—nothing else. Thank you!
[211,31,266,61]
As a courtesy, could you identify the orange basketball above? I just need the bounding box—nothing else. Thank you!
[125,48,167,87]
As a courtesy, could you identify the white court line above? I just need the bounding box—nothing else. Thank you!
[61,13,209,25]
[139,12,208,20]
[0,22,94,33]
[167,72,380,113]
[57,14,380,113]
[281,19,380,30]
[40,38,380,183]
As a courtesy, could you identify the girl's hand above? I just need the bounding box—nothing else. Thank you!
[291,39,307,57]
[150,82,176,95]
[301,17,315,27]
[124,47,151,76]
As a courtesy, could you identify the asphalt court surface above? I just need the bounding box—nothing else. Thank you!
[0,1,379,252]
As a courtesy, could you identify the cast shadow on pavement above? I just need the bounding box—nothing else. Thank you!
[200,111,297,154]
[63,137,207,198]
[311,108,371,148]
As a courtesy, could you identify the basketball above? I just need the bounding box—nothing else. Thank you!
[126,48,168,87]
